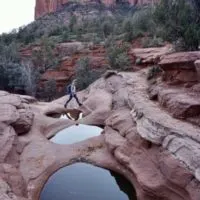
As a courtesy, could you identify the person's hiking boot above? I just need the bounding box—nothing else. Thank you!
[79,103,82,106]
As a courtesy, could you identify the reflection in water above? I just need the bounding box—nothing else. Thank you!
[60,114,68,119]
[40,163,137,200]
[51,124,102,144]
[111,171,137,200]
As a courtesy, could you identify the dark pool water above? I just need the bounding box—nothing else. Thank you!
[40,163,137,200]
[51,124,102,144]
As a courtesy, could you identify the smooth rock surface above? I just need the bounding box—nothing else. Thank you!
[1,69,200,200]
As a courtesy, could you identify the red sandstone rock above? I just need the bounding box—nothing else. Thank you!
[12,109,34,135]
[158,88,200,119]
[0,124,16,163]
[35,0,159,19]
[158,52,200,84]
[0,164,27,197]
[20,42,107,92]
[0,177,27,200]
[130,45,172,64]
[1,70,200,200]
[159,51,200,69]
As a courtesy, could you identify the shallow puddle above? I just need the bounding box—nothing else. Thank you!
[50,124,102,144]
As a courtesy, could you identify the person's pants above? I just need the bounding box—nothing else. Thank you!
[64,94,82,107]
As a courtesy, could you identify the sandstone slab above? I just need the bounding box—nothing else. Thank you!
[158,88,200,119]
[130,45,172,64]
[159,51,200,69]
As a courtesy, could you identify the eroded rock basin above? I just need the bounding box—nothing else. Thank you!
[40,163,137,200]
[50,124,102,144]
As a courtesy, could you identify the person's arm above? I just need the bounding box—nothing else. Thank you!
[71,84,76,94]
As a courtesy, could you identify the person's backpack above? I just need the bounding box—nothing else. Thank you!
[66,84,72,95]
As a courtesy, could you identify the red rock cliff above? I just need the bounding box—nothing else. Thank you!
[35,0,158,19]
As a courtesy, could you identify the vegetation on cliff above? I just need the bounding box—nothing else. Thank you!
[0,0,199,99]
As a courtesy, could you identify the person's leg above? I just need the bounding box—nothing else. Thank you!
[74,94,82,106]
[64,94,73,108]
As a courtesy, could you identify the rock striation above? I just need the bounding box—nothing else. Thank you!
[1,66,200,200]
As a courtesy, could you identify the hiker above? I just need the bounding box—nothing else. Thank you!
[64,79,82,108]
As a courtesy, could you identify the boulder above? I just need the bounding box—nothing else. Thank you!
[12,109,34,135]
[0,95,22,108]
[0,104,19,125]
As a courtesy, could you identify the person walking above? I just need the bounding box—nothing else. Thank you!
[64,79,82,108]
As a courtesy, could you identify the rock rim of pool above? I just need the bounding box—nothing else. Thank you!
[1,71,200,200]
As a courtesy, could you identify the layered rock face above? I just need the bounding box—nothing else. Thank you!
[35,0,158,19]
[1,65,200,200]
[20,42,109,92]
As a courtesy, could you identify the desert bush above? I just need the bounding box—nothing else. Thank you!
[69,15,77,32]
[122,18,134,42]
[75,57,104,90]
[0,61,40,95]
[142,36,164,48]
[61,30,70,42]
[106,42,131,70]
[154,0,200,50]
[131,8,155,34]
[43,79,57,101]
[101,20,114,38]
[147,65,162,80]
[31,37,58,71]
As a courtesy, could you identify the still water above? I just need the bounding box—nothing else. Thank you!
[40,163,137,200]
[50,124,102,144]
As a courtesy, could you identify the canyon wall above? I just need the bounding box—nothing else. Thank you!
[35,0,158,19]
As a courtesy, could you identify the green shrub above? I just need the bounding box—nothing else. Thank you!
[61,30,69,42]
[75,57,104,90]
[43,79,57,101]
[131,8,155,34]
[135,57,142,65]
[122,18,134,42]
[31,37,58,71]
[69,15,77,32]
[147,66,162,80]
[107,42,131,70]
[142,36,164,48]
[154,0,200,50]
[101,21,114,38]
[0,62,40,96]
